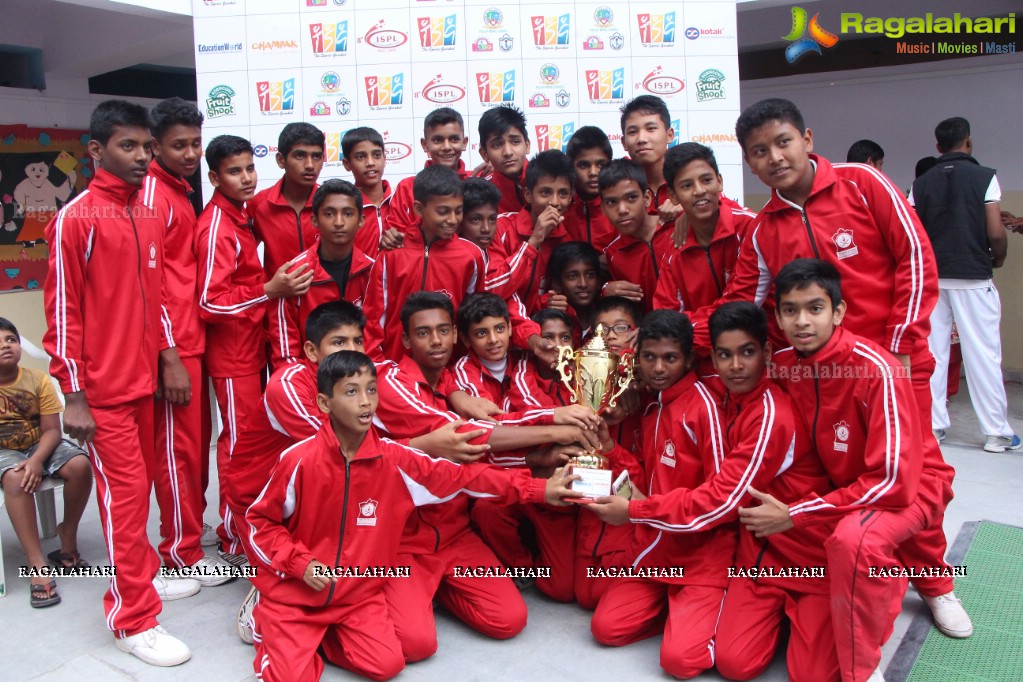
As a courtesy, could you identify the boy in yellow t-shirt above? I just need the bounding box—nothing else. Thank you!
[0,317,92,607]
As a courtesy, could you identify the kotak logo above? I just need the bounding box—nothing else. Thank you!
[419,74,466,103]
[585,68,624,101]
[309,21,349,54]
[637,12,676,44]
[535,123,576,152]
[364,73,404,106]
[476,70,516,103]
[361,20,408,49]
[418,15,457,47]
[256,79,295,112]
[638,66,683,95]
[532,14,570,46]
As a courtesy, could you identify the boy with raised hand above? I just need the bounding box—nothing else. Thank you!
[342,127,392,259]
[246,350,583,682]
[619,95,681,222]
[44,99,197,665]
[196,135,312,563]
[248,122,324,277]
[740,259,963,682]
[388,107,471,240]
[269,179,375,369]
[143,97,220,581]
[479,104,531,214]
[373,292,600,663]
[564,125,616,251]
[600,159,674,313]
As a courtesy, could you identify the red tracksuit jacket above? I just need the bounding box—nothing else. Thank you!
[492,208,569,314]
[604,221,674,313]
[144,162,204,358]
[44,168,167,406]
[246,423,547,607]
[268,243,375,369]
[361,227,486,362]
[773,326,935,527]
[388,161,472,239]
[195,191,267,378]
[248,177,318,277]
[693,155,937,356]
[563,193,615,252]
[354,180,393,260]
[485,161,528,215]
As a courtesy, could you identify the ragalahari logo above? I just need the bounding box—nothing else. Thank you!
[536,123,576,152]
[783,7,839,63]
[309,21,349,54]
[418,15,457,48]
[476,70,516,103]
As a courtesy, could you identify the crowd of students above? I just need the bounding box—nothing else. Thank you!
[0,91,982,682]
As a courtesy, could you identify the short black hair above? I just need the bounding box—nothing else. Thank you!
[735,98,806,151]
[565,126,612,161]
[312,179,363,216]
[0,316,19,338]
[278,122,325,156]
[709,302,768,348]
[149,97,204,141]
[525,149,574,191]
[457,292,509,335]
[914,156,939,179]
[774,258,843,308]
[316,350,376,395]
[531,308,572,329]
[342,126,384,159]
[594,296,644,328]
[935,117,970,153]
[206,135,253,175]
[598,158,648,194]
[663,143,719,188]
[478,105,528,145]
[462,177,501,214]
[620,95,670,132]
[413,164,463,204]
[637,310,693,358]
[547,241,600,283]
[846,139,884,164]
[401,291,454,334]
[90,100,149,145]
[306,301,366,346]
[424,107,465,134]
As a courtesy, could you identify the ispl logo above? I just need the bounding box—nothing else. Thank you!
[364,73,405,107]
[585,68,625,101]
[419,74,466,104]
[476,70,516,103]
[382,132,413,161]
[638,66,683,95]
[362,20,409,49]
[255,78,295,112]
[309,21,349,54]
[637,12,676,44]
[783,7,839,63]
[535,123,576,152]
[532,14,570,46]
[418,15,457,47]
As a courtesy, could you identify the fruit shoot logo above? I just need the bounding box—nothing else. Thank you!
[783,7,839,63]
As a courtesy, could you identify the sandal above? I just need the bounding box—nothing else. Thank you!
[30,580,61,608]
[48,549,90,569]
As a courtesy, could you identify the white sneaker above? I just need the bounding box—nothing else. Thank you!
[867,666,885,682]
[983,434,1022,453]
[183,555,236,587]
[116,625,192,666]
[200,523,218,547]
[922,591,974,638]
[237,585,258,645]
[153,575,200,601]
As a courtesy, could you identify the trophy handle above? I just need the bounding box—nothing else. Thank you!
[555,345,579,404]
[606,357,635,409]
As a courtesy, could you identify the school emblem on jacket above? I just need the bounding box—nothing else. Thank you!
[148,242,157,268]
[832,228,859,260]
[833,421,850,452]
[357,498,378,526]
[660,439,677,467]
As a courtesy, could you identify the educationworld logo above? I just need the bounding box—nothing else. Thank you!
[782,7,839,63]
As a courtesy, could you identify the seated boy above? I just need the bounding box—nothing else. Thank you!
[543,241,602,340]
[619,95,681,222]
[0,317,92,607]
[479,104,531,214]
[563,126,616,251]
[246,351,584,682]
[601,159,674,312]
[269,179,375,369]
[740,258,958,682]
[342,127,392,258]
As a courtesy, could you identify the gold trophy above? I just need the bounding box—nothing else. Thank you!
[556,324,634,500]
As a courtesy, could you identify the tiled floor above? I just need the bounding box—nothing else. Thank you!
[2,382,1021,681]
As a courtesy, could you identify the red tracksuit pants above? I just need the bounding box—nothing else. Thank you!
[87,396,163,637]
[471,499,577,601]
[383,531,528,663]
[826,503,923,682]
[574,514,633,610]
[211,373,262,554]
[252,590,404,682]
[154,355,205,567]
[591,579,726,679]
[715,579,841,682]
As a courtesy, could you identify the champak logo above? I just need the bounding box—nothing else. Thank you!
[535,123,576,152]
[585,68,625,102]
[782,7,839,63]
[637,12,676,45]
[532,14,571,46]
[418,15,457,48]
[255,79,296,113]
[205,85,236,118]
[309,21,349,54]
[476,70,516,104]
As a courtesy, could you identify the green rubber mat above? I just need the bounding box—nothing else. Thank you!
[887,521,1023,682]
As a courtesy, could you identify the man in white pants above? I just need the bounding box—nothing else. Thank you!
[910,116,1020,453]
